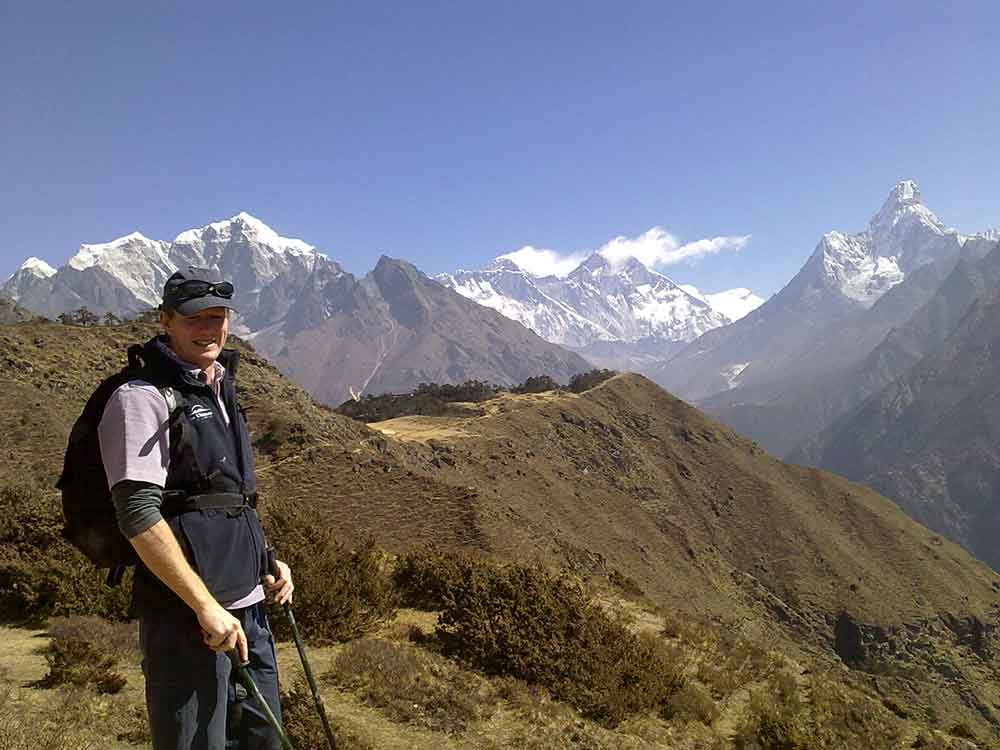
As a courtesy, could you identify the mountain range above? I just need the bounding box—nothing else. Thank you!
[641,181,1000,574]
[790,238,1000,569]
[437,253,762,371]
[6,181,1000,576]
[650,181,981,402]
[2,213,589,404]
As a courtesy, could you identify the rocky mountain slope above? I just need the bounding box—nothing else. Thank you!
[250,255,592,405]
[3,319,1000,743]
[651,181,976,402]
[701,248,968,457]
[791,257,1000,571]
[776,236,1000,461]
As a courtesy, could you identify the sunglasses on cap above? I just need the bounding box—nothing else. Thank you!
[172,280,235,300]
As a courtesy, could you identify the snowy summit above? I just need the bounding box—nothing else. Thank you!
[16,256,57,278]
[174,212,316,255]
[439,251,740,348]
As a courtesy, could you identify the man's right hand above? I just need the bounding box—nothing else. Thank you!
[198,603,248,663]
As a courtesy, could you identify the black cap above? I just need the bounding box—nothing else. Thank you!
[161,267,238,316]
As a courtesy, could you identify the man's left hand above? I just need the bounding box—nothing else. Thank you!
[264,559,294,605]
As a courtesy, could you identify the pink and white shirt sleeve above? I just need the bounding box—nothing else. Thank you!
[98,381,171,488]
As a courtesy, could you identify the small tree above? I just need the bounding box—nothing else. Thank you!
[102,311,121,326]
[72,307,99,326]
[568,369,618,393]
[512,374,562,394]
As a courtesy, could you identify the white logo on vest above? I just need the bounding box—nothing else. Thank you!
[188,404,215,422]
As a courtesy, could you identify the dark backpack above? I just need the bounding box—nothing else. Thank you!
[57,344,178,586]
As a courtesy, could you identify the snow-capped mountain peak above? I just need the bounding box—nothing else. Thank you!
[439,250,736,351]
[867,180,952,267]
[15,256,57,279]
[68,231,165,271]
[483,257,528,274]
[174,212,316,256]
[806,180,963,307]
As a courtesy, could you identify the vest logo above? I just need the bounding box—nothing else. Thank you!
[188,404,215,422]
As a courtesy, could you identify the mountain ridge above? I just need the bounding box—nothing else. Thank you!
[651,181,987,403]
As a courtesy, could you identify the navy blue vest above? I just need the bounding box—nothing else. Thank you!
[131,336,267,614]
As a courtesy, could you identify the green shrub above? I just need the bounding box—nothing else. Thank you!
[433,558,683,726]
[567,369,617,394]
[511,375,562,394]
[265,519,397,644]
[335,380,502,422]
[948,722,976,740]
[392,546,480,610]
[0,485,131,623]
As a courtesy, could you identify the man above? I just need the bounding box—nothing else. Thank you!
[98,267,292,749]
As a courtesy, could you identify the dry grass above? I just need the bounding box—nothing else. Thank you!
[665,682,720,725]
[328,638,498,734]
[0,678,148,750]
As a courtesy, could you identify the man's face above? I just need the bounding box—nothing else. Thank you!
[161,307,230,369]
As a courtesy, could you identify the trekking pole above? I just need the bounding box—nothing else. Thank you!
[267,546,338,750]
[228,650,295,750]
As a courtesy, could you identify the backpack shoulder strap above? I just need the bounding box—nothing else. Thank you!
[160,386,178,413]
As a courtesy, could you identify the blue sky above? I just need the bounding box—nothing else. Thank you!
[2,1,998,297]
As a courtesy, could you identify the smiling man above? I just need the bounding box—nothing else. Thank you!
[98,267,291,749]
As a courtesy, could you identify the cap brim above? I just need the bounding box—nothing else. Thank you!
[172,296,238,316]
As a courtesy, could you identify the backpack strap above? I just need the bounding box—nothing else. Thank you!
[160,386,178,414]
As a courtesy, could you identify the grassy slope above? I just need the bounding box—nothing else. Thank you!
[1,319,999,746]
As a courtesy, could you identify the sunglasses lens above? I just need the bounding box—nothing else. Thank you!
[215,282,234,298]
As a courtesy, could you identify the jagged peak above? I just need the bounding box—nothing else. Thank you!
[16,256,57,278]
[372,255,423,280]
[174,212,316,255]
[68,231,165,270]
[869,179,945,237]
[886,179,921,208]
[484,257,526,274]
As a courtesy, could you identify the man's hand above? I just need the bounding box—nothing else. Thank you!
[198,603,248,663]
[264,559,294,606]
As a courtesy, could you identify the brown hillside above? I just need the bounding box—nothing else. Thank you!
[3,320,999,627]
[3,320,1000,741]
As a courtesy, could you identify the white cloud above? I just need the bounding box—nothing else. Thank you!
[498,228,750,278]
[680,283,765,322]
[497,245,590,278]
[598,228,750,270]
